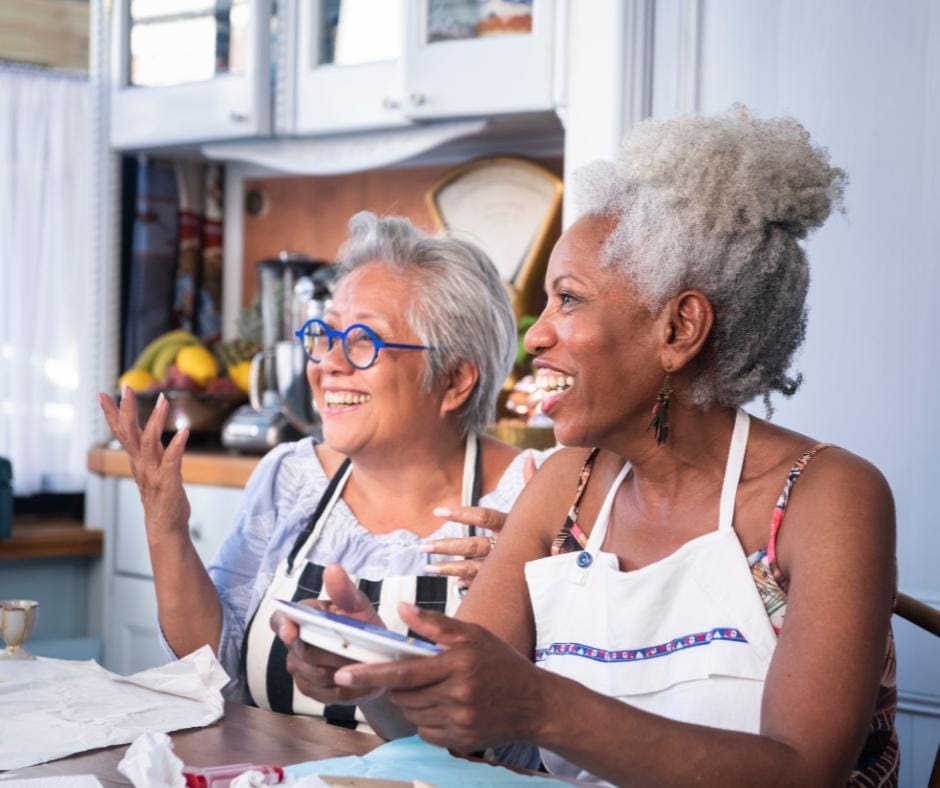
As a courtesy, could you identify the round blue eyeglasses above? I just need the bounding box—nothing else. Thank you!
[295,318,434,370]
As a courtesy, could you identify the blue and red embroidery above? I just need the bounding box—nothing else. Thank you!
[534,627,749,664]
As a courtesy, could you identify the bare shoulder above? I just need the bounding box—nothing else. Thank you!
[503,446,597,548]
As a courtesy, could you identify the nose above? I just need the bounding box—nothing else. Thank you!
[524,309,555,356]
[318,337,354,374]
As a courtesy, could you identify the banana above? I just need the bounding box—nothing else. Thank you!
[151,338,193,381]
[131,330,200,372]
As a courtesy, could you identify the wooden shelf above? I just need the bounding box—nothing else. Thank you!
[87,446,260,488]
[0,516,102,561]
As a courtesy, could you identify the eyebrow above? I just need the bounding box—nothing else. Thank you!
[550,274,589,289]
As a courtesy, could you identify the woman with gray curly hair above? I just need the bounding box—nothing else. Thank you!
[310,110,898,785]
[100,211,543,733]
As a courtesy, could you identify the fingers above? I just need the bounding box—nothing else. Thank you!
[285,640,376,704]
[116,386,142,454]
[163,426,190,469]
[270,610,300,645]
[140,394,170,465]
[523,450,538,483]
[323,564,382,623]
[425,558,482,582]
[431,505,507,533]
[420,535,493,559]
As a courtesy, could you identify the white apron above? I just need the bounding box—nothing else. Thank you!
[243,434,480,727]
[524,410,778,784]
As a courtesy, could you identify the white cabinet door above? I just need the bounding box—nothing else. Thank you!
[402,0,556,119]
[110,0,272,149]
[114,479,244,578]
[283,0,412,135]
[106,574,164,675]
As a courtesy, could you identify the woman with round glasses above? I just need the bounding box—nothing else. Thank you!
[98,211,542,734]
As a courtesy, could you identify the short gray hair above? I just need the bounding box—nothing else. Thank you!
[335,211,516,435]
[575,106,847,411]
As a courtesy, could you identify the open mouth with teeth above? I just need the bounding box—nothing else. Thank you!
[323,391,373,410]
[535,373,574,394]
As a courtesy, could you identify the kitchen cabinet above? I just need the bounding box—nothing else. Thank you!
[282,0,556,136]
[102,474,245,673]
[110,0,557,147]
[109,0,272,149]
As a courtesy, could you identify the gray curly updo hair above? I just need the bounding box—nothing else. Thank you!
[335,211,517,435]
[575,106,847,410]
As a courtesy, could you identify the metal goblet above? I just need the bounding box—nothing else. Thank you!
[0,599,38,659]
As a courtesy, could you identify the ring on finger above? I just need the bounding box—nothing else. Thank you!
[487,536,496,552]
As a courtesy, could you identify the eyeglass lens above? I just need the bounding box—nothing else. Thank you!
[302,323,378,369]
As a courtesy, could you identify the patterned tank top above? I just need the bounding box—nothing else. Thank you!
[551,446,899,787]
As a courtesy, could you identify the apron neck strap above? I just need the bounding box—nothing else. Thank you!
[462,432,482,508]
[286,457,351,574]
[717,408,750,533]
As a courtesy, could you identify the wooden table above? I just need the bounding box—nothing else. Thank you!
[0,515,102,561]
[9,702,383,786]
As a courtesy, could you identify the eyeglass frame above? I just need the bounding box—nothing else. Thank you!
[294,318,435,370]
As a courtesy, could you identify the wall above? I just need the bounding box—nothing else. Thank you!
[651,1,939,783]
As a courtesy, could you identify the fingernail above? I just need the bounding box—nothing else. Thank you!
[121,384,129,398]
[424,564,441,574]
[417,543,435,553]
[334,668,353,686]
[156,392,166,407]
[432,506,452,517]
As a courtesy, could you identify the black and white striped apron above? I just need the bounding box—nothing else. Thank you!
[241,433,482,729]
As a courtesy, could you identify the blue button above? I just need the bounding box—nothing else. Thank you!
[577,551,593,568]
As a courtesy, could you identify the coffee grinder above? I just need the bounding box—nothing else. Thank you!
[222,252,334,452]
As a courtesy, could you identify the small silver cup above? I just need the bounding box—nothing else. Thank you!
[0,599,38,659]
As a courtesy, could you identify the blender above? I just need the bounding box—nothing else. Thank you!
[221,252,334,452]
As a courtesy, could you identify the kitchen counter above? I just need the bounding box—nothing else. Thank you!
[0,515,102,561]
[87,446,260,488]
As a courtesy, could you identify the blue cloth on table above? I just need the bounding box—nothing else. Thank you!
[286,735,565,785]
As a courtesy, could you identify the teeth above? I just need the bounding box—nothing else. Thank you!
[535,374,574,393]
[324,391,372,406]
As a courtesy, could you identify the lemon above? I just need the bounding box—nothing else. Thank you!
[118,369,156,392]
[175,345,219,387]
[227,360,252,394]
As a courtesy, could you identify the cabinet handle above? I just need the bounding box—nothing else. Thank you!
[230,111,251,123]
[409,93,427,107]
[382,97,401,111]
[189,524,203,542]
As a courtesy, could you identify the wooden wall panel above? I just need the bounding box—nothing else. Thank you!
[0,0,89,72]
[241,158,563,305]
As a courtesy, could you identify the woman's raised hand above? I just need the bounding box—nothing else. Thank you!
[273,564,387,705]
[97,388,191,544]
[420,452,537,587]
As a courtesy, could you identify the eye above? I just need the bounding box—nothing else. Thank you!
[558,290,579,308]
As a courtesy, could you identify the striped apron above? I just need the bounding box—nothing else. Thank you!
[242,434,481,728]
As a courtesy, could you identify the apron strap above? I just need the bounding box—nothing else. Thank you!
[717,409,750,533]
[285,457,352,574]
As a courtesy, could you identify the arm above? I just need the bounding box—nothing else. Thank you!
[334,450,896,786]
[99,391,222,657]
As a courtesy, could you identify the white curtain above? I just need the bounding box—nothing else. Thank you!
[0,64,95,495]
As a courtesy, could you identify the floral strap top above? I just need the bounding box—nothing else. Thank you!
[551,444,899,788]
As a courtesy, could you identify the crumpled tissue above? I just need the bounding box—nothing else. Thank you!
[0,645,228,770]
[116,732,186,788]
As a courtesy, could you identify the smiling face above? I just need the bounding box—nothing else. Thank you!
[524,214,665,448]
[306,262,447,458]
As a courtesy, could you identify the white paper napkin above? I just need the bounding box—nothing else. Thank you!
[0,646,228,771]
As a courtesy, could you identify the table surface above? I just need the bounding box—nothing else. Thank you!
[9,701,384,786]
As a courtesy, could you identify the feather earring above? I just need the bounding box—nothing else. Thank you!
[648,363,673,445]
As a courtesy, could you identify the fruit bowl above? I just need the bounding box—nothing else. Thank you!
[131,390,247,434]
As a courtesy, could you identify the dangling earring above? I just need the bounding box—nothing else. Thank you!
[648,362,673,445]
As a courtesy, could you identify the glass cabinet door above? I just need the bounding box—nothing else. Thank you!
[110,0,272,149]
[283,0,411,135]
[402,0,555,119]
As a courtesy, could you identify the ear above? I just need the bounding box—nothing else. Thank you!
[439,360,479,418]
[658,289,714,371]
